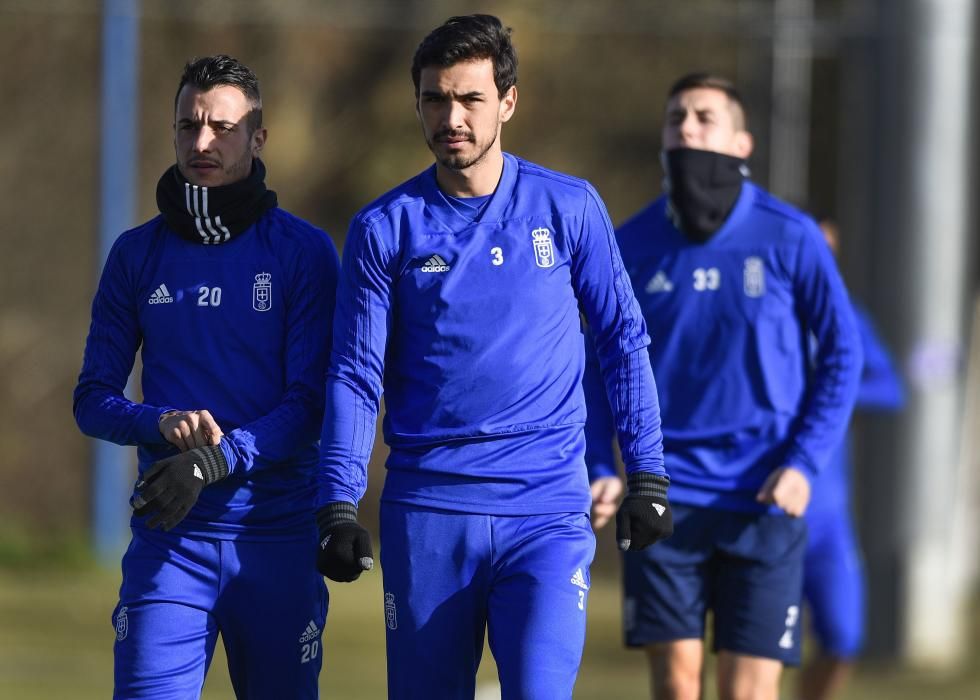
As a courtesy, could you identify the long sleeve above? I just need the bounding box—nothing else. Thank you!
[782,224,863,479]
[316,216,392,506]
[571,188,665,477]
[219,236,340,475]
[853,305,905,410]
[73,236,172,446]
[582,331,618,481]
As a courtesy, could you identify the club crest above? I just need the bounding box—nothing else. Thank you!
[743,257,766,297]
[115,606,129,641]
[531,227,555,268]
[253,272,272,311]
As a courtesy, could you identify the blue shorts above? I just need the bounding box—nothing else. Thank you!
[380,503,596,699]
[803,507,865,658]
[622,503,807,664]
[112,526,328,699]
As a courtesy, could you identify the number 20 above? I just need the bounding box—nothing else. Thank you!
[301,641,319,663]
[197,286,222,307]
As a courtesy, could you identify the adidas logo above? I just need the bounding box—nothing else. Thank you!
[420,254,451,273]
[570,568,589,591]
[645,271,673,294]
[148,283,174,304]
[299,620,319,643]
[192,465,204,480]
[652,503,666,516]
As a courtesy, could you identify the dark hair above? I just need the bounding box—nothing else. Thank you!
[175,55,263,132]
[668,72,747,129]
[411,14,518,98]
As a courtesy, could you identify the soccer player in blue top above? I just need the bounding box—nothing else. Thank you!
[583,73,863,700]
[313,14,672,699]
[74,55,340,699]
[798,218,905,700]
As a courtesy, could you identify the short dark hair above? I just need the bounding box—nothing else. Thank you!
[668,72,747,130]
[175,55,263,132]
[411,14,518,98]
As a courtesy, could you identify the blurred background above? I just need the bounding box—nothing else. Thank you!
[1,0,978,697]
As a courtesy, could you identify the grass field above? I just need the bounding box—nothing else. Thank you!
[1,562,977,698]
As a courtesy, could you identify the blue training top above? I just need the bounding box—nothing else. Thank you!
[74,208,340,539]
[585,183,862,513]
[806,303,904,517]
[317,153,665,516]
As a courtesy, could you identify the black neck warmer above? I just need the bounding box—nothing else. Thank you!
[663,147,747,242]
[155,159,278,244]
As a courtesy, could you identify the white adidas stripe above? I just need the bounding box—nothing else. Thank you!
[184,183,229,244]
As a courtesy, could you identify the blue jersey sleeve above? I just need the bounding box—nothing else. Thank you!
[219,234,340,475]
[582,330,618,481]
[316,215,391,506]
[74,235,175,445]
[853,305,905,410]
[572,188,665,477]
[783,222,863,479]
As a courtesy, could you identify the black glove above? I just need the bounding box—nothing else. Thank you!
[316,502,374,582]
[616,472,673,551]
[131,445,229,531]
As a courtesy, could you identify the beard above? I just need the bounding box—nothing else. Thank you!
[428,126,499,171]
[177,145,254,187]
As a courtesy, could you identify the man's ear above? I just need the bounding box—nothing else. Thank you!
[499,85,518,124]
[733,130,753,159]
[251,126,267,156]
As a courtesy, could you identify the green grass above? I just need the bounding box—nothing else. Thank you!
[0,564,977,699]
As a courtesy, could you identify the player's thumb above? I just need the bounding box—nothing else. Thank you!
[615,508,632,552]
[353,528,374,572]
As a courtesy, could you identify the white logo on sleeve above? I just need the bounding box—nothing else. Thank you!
[652,503,666,516]
[384,592,398,630]
[645,271,674,293]
[570,568,590,591]
[252,272,272,311]
[421,254,451,273]
[531,227,555,268]
[192,465,204,480]
[148,284,174,304]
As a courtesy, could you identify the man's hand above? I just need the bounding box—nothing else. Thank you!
[316,502,374,582]
[131,444,229,530]
[756,466,811,517]
[590,476,623,530]
[159,410,223,451]
[616,472,672,551]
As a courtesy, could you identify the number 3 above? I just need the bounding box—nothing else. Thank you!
[490,247,504,266]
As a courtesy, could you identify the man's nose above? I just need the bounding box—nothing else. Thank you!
[193,126,215,152]
[678,114,698,144]
[444,100,466,130]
